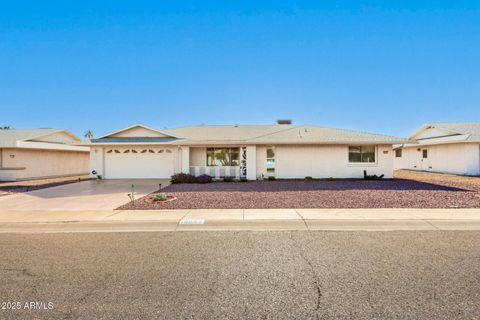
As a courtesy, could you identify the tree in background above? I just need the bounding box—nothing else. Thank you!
[84,130,94,140]
[0,126,12,129]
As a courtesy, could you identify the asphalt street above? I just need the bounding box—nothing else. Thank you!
[1,231,479,319]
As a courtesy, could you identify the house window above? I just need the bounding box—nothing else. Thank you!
[422,149,428,158]
[266,146,275,173]
[349,146,376,163]
[206,148,240,166]
[395,149,402,158]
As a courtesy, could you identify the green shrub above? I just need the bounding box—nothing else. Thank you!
[223,176,235,182]
[267,176,276,181]
[171,173,196,184]
[154,193,167,201]
[304,176,313,181]
[328,177,335,181]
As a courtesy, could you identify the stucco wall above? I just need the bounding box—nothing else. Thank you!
[394,143,480,176]
[89,146,104,178]
[89,144,397,180]
[190,147,206,166]
[256,144,394,179]
[256,146,267,178]
[0,148,89,181]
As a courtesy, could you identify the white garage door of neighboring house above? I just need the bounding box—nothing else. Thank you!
[104,147,174,179]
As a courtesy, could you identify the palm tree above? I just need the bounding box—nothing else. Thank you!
[84,130,94,140]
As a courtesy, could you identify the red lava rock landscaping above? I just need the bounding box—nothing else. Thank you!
[118,172,480,210]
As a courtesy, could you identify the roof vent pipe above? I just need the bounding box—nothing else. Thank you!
[276,119,292,125]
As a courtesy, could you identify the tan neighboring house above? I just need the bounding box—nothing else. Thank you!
[86,121,408,180]
[394,122,480,176]
[0,129,90,181]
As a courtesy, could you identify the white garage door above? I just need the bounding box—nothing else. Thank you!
[104,147,174,179]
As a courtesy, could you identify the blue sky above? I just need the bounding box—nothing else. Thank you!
[1,1,479,138]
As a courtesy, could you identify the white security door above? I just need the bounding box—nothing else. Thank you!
[104,147,174,179]
[420,148,429,171]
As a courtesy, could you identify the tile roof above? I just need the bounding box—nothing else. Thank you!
[422,122,480,141]
[168,124,408,144]
[246,125,407,144]
[168,125,293,141]
[92,124,408,145]
[0,129,63,148]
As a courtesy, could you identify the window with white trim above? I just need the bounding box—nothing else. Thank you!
[348,146,376,163]
[266,146,275,173]
[206,148,240,166]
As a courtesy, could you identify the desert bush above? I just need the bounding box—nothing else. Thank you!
[267,176,276,181]
[328,177,335,181]
[154,193,167,201]
[170,173,196,184]
[223,176,235,182]
[196,174,213,184]
[304,176,313,181]
[363,170,384,180]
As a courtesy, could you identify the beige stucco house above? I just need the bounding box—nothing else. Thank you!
[394,122,480,176]
[0,129,90,181]
[87,122,408,180]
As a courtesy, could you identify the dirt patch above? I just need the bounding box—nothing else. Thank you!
[118,172,480,209]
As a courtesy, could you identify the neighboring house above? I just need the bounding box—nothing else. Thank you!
[0,129,90,181]
[86,121,407,180]
[394,122,480,176]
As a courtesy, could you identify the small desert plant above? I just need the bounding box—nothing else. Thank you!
[154,193,167,201]
[97,175,103,180]
[195,174,213,184]
[328,177,334,181]
[363,170,384,180]
[304,176,313,181]
[223,176,235,182]
[267,176,276,181]
[171,173,196,184]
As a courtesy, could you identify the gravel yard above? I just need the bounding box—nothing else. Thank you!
[118,170,480,209]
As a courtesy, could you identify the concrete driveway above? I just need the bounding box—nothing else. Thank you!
[0,179,168,211]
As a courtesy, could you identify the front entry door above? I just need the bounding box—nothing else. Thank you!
[420,149,429,171]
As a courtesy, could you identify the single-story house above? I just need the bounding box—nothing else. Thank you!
[394,122,480,176]
[0,129,90,181]
[86,121,408,180]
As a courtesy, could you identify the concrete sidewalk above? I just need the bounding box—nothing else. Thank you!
[2,208,480,223]
[1,208,480,232]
